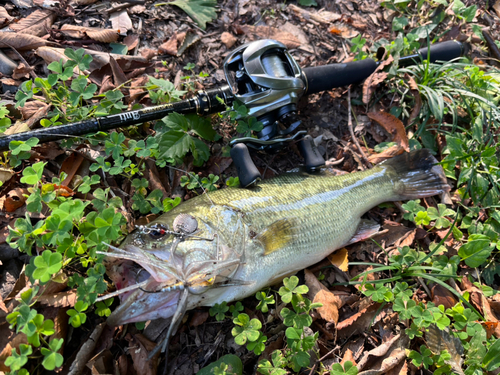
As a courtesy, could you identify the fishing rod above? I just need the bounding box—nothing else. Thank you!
[0,39,464,186]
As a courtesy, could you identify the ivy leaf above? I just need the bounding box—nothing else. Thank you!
[166,0,217,30]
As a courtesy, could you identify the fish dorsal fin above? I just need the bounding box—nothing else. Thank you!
[346,219,380,245]
[257,218,298,255]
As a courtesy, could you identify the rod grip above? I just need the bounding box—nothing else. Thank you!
[400,40,464,66]
[303,59,377,95]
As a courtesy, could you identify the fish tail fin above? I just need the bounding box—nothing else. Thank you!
[382,149,450,200]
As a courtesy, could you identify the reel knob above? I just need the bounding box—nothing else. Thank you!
[298,135,325,173]
[230,143,262,188]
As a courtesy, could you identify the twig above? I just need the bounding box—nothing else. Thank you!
[308,345,341,375]
[1,41,37,80]
[347,86,372,169]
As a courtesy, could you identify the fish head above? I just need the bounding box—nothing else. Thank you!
[103,206,243,325]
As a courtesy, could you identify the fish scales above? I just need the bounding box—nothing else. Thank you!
[101,149,449,340]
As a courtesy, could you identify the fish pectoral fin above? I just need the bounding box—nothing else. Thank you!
[257,217,299,256]
[346,219,380,245]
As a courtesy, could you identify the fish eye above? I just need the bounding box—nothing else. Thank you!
[173,214,198,234]
[147,223,169,240]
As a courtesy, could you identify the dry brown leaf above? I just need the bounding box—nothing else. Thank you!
[0,7,14,28]
[426,325,465,375]
[368,111,410,152]
[304,269,342,324]
[123,34,139,50]
[37,290,77,307]
[385,358,408,375]
[368,144,404,164]
[221,32,237,48]
[357,333,409,375]
[341,349,357,366]
[60,152,85,186]
[329,23,359,38]
[0,31,49,50]
[159,36,178,56]
[189,310,209,327]
[431,284,457,309]
[337,302,381,338]
[4,188,28,212]
[10,9,56,37]
[109,55,127,86]
[20,101,48,120]
[0,332,28,372]
[240,25,300,49]
[12,63,33,80]
[60,25,119,43]
[494,0,500,18]
[328,248,349,272]
[363,56,394,104]
[127,333,159,375]
[110,9,133,35]
[0,167,14,184]
[177,32,200,56]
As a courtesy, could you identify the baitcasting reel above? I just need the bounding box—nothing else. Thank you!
[224,39,324,187]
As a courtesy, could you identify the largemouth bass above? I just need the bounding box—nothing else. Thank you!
[99,149,449,354]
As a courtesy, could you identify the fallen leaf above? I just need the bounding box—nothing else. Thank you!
[368,111,410,152]
[60,25,119,43]
[357,333,409,374]
[12,63,33,80]
[123,34,139,50]
[494,0,500,19]
[37,290,77,307]
[74,0,98,3]
[110,9,133,36]
[341,348,357,366]
[159,35,178,56]
[337,302,381,338]
[240,25,301,49]
[0,167,14,184]
[19,101,48,120]
[368,144,404,164]
[480,321,499,339]
[386,360,408,375]
[426,325,465,375]
[431,283,457,309]
[61,152,85,186]
[304,269,342,324]
[220,32,237,49]
[363,55,394,104]
[0,31,49,50]
[109,55,127,86]
[127,333,159,375]
[329,23,359,38]
[0,7,14,28]
[206,157,232,175]
[4,188,28,212]
[0,332,28,372]
[189,310,209,327]
[328,248,349,272]
[10,9,56,37]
